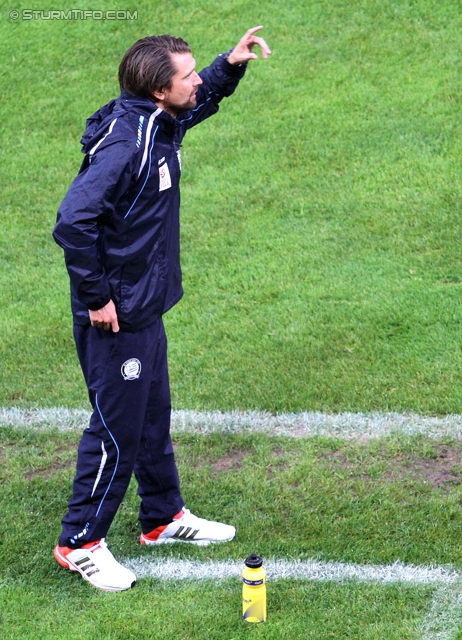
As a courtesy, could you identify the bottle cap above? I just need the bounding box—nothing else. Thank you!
[245,553,263,568]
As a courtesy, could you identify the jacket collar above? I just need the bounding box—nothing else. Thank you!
[119,90,179,135]
[81,91,181,153]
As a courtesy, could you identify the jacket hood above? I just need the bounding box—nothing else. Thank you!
[80,92,166,154]
[80,98,121,153]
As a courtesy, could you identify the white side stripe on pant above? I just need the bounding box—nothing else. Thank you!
[91,440,108,498]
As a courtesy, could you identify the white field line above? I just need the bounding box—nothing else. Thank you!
[2,407,462,439]
[123,557,462,639]
[123,557,459,585]
[421,582,462,640]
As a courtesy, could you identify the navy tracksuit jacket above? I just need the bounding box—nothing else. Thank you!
[53,53,246,547]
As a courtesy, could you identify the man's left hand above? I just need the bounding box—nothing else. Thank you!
[227,26,271,66]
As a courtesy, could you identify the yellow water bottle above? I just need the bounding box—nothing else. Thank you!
[242,553,266,623]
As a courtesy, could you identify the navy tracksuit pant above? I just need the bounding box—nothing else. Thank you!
[59,318,184,548]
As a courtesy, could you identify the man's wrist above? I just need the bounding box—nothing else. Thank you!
[86,294,112,311]
[227,52,240,66]
[224,48,243,67]
[221,49,247,77]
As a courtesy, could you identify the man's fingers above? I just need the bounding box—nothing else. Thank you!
[246,25,264,36]
[94,318,119,332]
[248,36,271,58]
[228,26,270,65]
[89,300,120,333]
[93,319,119,332]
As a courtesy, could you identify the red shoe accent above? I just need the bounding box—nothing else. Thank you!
[54,545,71,568]
[82,539,102,551]
[54,540,102,567]
[139,511,184,544]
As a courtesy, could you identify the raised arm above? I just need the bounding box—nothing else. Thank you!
[178,26,271,129]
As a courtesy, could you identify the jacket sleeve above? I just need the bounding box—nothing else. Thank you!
[178,51,247,130]
[53,137,136,311]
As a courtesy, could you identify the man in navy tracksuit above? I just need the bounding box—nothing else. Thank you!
[52,28,271,591]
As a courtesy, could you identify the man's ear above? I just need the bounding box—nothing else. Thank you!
[153,88,166,101]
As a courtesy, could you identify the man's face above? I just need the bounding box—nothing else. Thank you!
[154,52,203,117]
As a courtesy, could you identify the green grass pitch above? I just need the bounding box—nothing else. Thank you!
[1,0,462,638]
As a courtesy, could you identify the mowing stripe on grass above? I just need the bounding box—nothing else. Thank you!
[123,557,462,640]
[2,407,462,439]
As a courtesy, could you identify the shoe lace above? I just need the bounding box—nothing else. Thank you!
[86,539,118,568]
[177,509,203,527]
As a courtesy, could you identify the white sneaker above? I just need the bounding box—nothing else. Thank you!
[140,508,236,547]
[54,538,136,592]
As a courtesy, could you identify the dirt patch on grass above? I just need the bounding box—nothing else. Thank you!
[210,446,287,477]
[318,444,462,490]
[211,449,247,475]
[24,446,76,481]
[388,446,462,490]
[25,458,76,481]
[267,446,288,478]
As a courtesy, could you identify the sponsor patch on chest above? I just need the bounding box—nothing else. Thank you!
[159,162,172,192]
